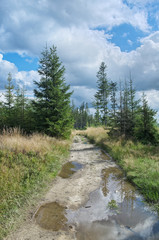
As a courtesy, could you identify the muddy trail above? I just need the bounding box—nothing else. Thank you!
[6,136,159,240]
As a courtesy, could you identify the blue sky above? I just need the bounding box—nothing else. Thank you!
[2,53,38,71]
[0,0,159,119]
[108,24,147,52]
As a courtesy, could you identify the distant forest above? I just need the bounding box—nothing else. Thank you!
[0,46,158,143]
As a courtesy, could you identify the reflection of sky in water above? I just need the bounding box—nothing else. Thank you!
[59,161,83,178]
[67,166,159,240]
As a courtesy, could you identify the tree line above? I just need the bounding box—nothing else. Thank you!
[72,62,158,145]
[92,62,159,144]
[0,46,158,143]
[71,102,95,129]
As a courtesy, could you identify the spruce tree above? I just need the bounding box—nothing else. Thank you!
[33,45,73,138]
[116,81,124,135]
[128,75,140,136]
[14,86,28,130]
[134,93,158,144]
[116,79,137,138]
[93,93,101,126]
[109,81,117,128]
[72,102,94,129]
[4,73,15,127]
[94,62,110,126]
[0,99,5,131]
[123,80,131,137]
[23,100,36,133]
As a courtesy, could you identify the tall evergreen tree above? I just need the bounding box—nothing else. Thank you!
[128,75,140,136]
[0,99,5,131]
[33,45,73,138]
[123,80,131,137]
[116,79,137,138]
[4,73,15,127]
[94,62,110,126]
[134,93,158,144]
[109,81,117,128]
[93,93,101,126]
[14,86,28,130]
[116,81,124,135]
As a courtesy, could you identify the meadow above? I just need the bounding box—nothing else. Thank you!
[0,129,70,239]
[77,127,159,213]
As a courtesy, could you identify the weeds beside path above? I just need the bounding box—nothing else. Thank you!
[0,129,71,240]
[76,127,159,214]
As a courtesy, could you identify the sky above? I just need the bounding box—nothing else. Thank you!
[0,0,159,120]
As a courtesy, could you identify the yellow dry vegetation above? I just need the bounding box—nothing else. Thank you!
[75,127,108,143]
[0,128,69,156]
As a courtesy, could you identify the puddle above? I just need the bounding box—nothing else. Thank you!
[34,202,67,231]
[59,161,83,178]
[35,151,159,239]
[66,158,159,240]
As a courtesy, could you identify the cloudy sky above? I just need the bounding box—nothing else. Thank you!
[0,0,159,119]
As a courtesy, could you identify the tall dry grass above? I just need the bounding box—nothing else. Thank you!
[0,128,71,239]
[75,127,109,143]
[0,128,69,156]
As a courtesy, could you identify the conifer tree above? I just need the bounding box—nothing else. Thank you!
[4,73,15,127]
[116,81,124,135]
[74,102,87,129]
[123,80,131,137]
[14,86,28,130]
[33,45,73,138]
[94,107,101,126]
[128,75,140,136]
[134,93,158,144]
[109,81,117,128]
[72,102,94,129]
[116,79,137,138]
[0,99,5,131]
[93,93,101,126]
[94,62,110,126]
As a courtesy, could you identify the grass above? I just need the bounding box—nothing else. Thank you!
[0,128,71,239]
[108,200,118,209]
[76,127,159,213]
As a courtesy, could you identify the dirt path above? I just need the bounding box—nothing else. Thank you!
[6,135,114,240]
[6,136,159,240]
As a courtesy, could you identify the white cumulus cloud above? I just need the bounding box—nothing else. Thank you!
[0,0,158,117]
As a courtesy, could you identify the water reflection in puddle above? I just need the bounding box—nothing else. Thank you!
[59,161,83,178]
[67,165,159,240]
[35,152,159,240]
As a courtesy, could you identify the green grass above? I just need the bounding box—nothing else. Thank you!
[0,131,71,239]
[78,127,159,214]
[108,200,118,209]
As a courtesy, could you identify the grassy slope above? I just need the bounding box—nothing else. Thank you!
[76,127,159,213]
[0,129,71,239]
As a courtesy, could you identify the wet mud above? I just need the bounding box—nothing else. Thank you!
[59,161,83,178]
[34,202,67,231]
